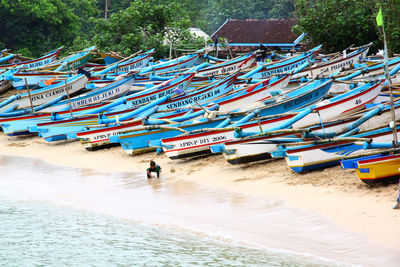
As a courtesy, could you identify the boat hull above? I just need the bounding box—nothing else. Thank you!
[356,154,400,184]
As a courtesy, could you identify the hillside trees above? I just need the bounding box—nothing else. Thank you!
[0,0,97,56]
[294,0,400,54]
[86,0,204,59]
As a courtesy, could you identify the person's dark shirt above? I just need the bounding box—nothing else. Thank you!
[148,165,161,177]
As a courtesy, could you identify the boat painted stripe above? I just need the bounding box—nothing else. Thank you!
[154,55,199,71]
[218,75,290,105]
[126,74,194,100]
[161,114,294,143]
[287,127,399,154]
[115,54,151,68]
[339,97,376,114]
[164,139,229,153]
[314,82,381,111]
[225,133,294,145]
[76,113,184,137]
[258,53,315,73]
[119,120,223,139]
[357,154,400,164]
[288,157,342,167]
[199,55,254,72]
[286,141,352,154]
[0,50,60,69]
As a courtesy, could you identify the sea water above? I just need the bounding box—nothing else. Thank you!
[0,155,396,266]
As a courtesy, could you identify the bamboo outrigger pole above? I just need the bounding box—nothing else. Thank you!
[377,7,398,147]
[24,78,34,113]
[64,78,73,118]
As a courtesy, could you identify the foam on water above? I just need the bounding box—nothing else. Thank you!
[0,155,398,266]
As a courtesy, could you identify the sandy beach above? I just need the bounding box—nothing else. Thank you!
[0,133,399,257]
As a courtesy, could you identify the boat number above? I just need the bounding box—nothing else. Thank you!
[212,136,226,142]
[355,99,362,105]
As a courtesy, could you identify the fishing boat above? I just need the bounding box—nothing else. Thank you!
[342,153,400,184]
[149,75,292,159]
[138,52,202,75]
[36,72,236,144]
[118,78,332,156]
[35,96,171,142]
[0,74,12,94]
[217,80,383,164]
[36,46,96,72]
[0,50,31,65]
[196,53,256,77]
[0,48,63,93]
[40,74,136,112]
[98,51,125,65]
[292,43,372,79]
[0,47,62,71]
[157,113,296,160]
[241,46,320,79]
[75,109,196,150]
[8,70,67,90]
[92,50,154,75]
[0,72,195,136]
[0,72,89,115]
[1,72,194,135]
[280,122,400,173]
[75,73,282,150]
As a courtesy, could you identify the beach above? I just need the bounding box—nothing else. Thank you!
[1,133,399,265]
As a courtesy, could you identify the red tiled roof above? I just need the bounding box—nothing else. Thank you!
[211,19,298,44]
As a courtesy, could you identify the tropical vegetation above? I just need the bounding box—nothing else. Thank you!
[0,0,398,58]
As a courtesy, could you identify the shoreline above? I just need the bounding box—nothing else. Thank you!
[0,134,399,255]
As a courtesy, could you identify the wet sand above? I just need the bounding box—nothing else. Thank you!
[0,133,399,256]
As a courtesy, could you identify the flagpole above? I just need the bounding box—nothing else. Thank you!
[379,8,398,148]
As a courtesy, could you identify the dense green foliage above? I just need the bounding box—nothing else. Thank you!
[85,0,204,59]
[294,0,400,54]
[0,0,97,57]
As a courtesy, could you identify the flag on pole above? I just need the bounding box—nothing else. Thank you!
[376,7,383,27]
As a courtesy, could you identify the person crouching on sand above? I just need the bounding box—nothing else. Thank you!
[147,161,161,179]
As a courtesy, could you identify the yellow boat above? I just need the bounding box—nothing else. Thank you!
[356,154,400,184]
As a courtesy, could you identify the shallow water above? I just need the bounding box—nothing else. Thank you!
[0,155,396,266]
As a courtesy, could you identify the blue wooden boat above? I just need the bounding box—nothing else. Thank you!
[9,50,154,90]
[108,78,332,155]
[36,96,171,142]
[240,45,321,80]
[35,46,96,72]
[0,73,195,136]
[278,122,400,173]
[29,73,237,142]
[70,72,243,148]
[208,80,383,164]
[340,153,387,169]
[0,47,63,93]
[0,73,89,115]
[39,74,136,112]
[0,47,62,71]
